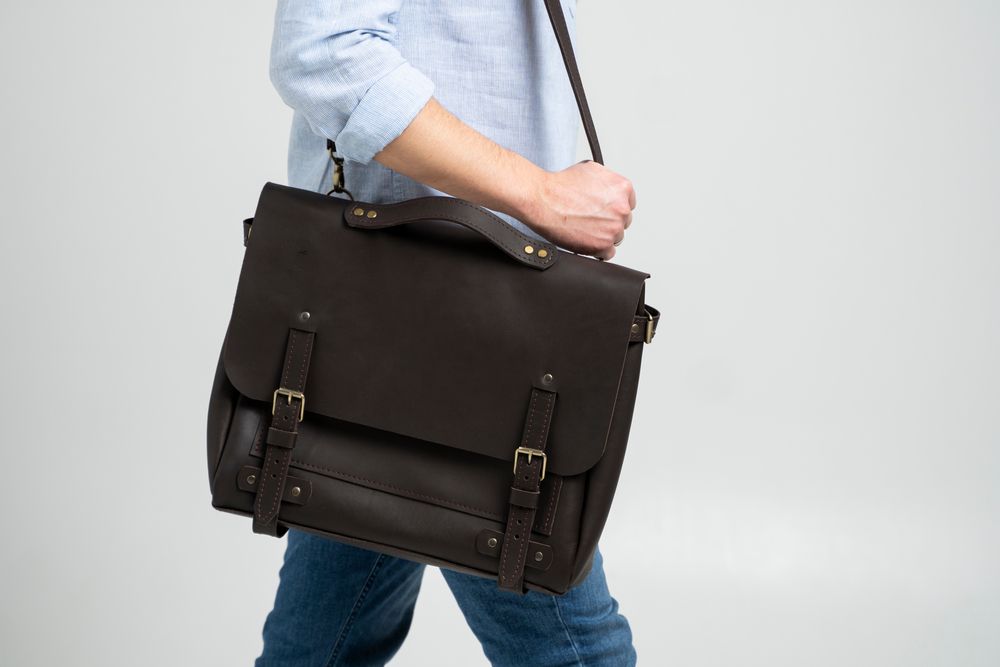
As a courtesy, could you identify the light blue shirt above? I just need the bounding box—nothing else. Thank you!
[269,0,580,241]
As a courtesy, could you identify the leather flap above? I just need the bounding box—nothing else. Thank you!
[223,183,649,476]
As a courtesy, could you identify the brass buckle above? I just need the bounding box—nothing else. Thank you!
[645,309,655,344]
[513,447,547,481]
[272,387,305,422]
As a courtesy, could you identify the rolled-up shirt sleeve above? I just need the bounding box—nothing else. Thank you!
[269,0,435,164]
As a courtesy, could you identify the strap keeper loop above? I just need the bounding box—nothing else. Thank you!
[508,487,540,509]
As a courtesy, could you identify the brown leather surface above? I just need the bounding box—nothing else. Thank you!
[208,0,657,594]
[212,443,588,594]
[209,316,643,593]
[570,295,648,587]
[207,340,240,486]
[226,183,648,478]
[244,398,564,536]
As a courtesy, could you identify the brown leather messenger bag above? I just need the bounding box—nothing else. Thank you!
[206,0,660,595]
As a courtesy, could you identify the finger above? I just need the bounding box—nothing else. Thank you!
[626,181,637,210]
[594,245,616,261]
[613,230,626,246]
[623,210,633,230]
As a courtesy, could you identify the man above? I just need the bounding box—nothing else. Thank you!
[258,1,637,665]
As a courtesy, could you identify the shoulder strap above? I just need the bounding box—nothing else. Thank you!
[542,0,603,164]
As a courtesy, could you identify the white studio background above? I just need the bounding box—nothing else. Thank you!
[1,1,997,666]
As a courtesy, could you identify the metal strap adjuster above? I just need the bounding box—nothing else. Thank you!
[645,309,656,344]
[272,387,305,422]
[513,447,547,481]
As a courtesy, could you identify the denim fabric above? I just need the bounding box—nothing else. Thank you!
[268,0,581,242]
[255,530,636,666]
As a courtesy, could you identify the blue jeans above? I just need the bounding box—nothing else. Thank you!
[255,529,636,666]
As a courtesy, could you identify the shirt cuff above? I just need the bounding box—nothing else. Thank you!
[334,61,435,164]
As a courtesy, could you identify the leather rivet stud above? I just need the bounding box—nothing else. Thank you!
[524,245,534,254]
[538,249,548,258]
[246,474,256,485]
[534,551,544,562]
[290,486,301,497]
[487,537,498,548]
[630,323,640,334]
[353,207,365,216]
[299,311,311,321]
[366,210,378,219]
[541,373,554,385]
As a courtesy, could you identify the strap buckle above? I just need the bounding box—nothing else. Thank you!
[513,447,547,481]
[645,309,656,344]
[272,387,305,422]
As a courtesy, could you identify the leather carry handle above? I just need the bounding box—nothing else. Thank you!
[343,198,558,270]
[335,1,600,270]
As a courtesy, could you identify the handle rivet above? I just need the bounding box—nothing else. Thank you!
[630,323,640,334]
[246,474,256,485]
[299,311,311,321]
[534,551,544,562]
[290,486,301,497]
[541,373,554,385]
[366,210,378,219]
[524,245,534,254]
[538,249,548,258]
[487,537,498,548]
[353,207,365,216]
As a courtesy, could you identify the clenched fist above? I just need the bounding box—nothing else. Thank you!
[527,161,636,261]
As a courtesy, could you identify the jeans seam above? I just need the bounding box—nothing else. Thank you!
[550,595,585,666]
[324,554,387,667]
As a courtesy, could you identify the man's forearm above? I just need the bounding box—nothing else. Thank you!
[373,97,636,260]
[373,98,545,227]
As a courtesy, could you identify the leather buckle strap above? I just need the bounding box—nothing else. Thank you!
[498,384,557,593]
[629,305,660,344]
[252,327,315,537]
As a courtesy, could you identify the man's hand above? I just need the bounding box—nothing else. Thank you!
[375,98,636,260]
[526,161,635,261]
